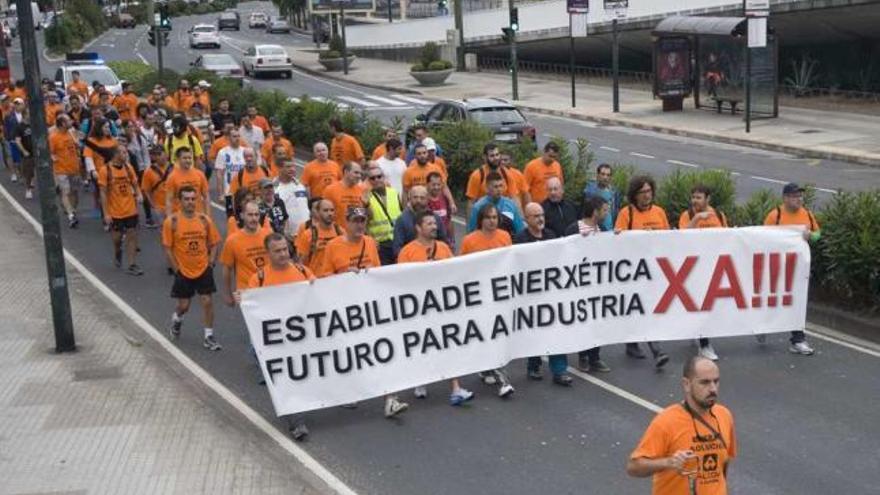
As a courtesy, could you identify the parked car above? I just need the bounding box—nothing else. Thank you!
[266,17,290,34]
[115,13,136,28]
[188,23,220,49]
[407,98,536,146]
[241,44,293,79]
[248,12,268,28]
[191,53,244,86]
[217,11,240,31]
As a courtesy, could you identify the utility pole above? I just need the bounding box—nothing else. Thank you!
[156,23,164,78]
[454,0,464,70]
[15,0,75,352]
[612,17,619,112]
[569,14,575,107]
[506,1,519,100]
[340,4,349,75]
[387,0,393,22]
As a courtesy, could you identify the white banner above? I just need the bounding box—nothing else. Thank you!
[241,227,810,416]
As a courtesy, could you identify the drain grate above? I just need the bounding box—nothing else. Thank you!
[73,366,122,381]
[798,129,822,134]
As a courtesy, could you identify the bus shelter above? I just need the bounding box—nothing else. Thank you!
[652,16,778,119]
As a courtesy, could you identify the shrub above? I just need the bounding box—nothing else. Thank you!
[608,164,636,204]
[319,50,342,60]
[107,60,155,86]
[278,97,339,149]
[44,0,108,54]
[419,42,441,67]
[432,120,494,198]
[428,60,453,71]
[549,136,592,205]
[329,35,345,53]
[814,190,880,311]
[730,189,777,226]
[498,139,538,170]
[133,69,183,95]
[655,169,737,226]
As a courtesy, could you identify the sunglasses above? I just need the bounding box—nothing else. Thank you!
[369,175,384,180]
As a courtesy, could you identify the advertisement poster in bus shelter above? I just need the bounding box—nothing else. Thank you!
[310,0,376,14]
[655,37,692,98]
[567,0,589,13]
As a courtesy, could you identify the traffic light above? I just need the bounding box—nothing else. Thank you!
[147,29,170,46]
[162,30,169,46]
[510,7,519,32]
[159,4,171,30]
[148,29,156,46]
[501,27,514,44]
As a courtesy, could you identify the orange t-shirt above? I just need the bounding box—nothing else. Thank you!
[615,205,670,231]
[465,165,520,200]
[83,136,118,175]
[141,164,170,208]
[113,93,139,122]
[507,166,529,197]
[175,90,195,112]
[319,235,381,277]
[251,115,270,133]
[294,222,344,274]
[763,206,820,232]
[44,103,64,126]
[430,156,448,176]
[261,136,294,167]
[247,263,315,288]
[403,161,447,191]
[163,95,178,112]
[228,166,269,197]
[161,213,221,279]
[219,228,269,290]
[226,215,271,237]
[330,133,365,165]
[323,181,367,226]
[98,163,139,219]
[631,404,737,495]
[459,229,512,255]
[165,167,210,213]
[523,158,564,203]
[397,240,454,263]
[195,92,211,114]
[49,129,81,176]
[371,142,405,161]
[301,160,342,198]
[67,81,89,98]
[208,135,229,162]
[679,207,728,229]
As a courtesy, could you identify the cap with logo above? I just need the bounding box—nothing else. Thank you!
[346,206,368,219]
[259,177,275,189]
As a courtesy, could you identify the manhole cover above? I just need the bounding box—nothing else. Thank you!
[798,129,822,134]
[73,366,122,381]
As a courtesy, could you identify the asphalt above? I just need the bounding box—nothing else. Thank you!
[5,3,880,494]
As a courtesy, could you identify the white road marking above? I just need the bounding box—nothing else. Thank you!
[730,172,742,176]
[369,106,415,111]
[630,152,656,159]
[287,96,301,103]
[309,96,349,109]
[667,159,700,168]
[599,146,620,152]
[815,187,838,194]
[806,322,880,357]
[137,53,149,65]
[390,94,431,105]
[0,183,358,495]
[750,175,788,185]
[337,95,379,107]
[363,95,408,106]
[546,358,662,413]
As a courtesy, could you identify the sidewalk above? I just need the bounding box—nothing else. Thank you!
[0,197,328,494]
[288,47,880,167]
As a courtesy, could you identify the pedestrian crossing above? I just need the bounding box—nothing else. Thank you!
[285,93,432,111]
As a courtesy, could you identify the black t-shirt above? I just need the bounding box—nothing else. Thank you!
[15,121,32,154]
[513,227,557,244]
[211,111,238,132]
[260,195,289,234]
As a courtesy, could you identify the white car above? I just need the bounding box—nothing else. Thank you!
[188,23,220,49]
[248,12,268,28]
[241,44,293,79]
[53,55,123,96]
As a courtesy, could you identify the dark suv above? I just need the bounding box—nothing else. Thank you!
[408,98,536,146]
[218,11,240,31]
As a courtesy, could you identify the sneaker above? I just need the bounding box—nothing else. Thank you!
[626,343,647,359]
[480,372,497,386]
[126,264,144,276]
[413,386,428,399]
[699,343,719,361]
[789,341,814,356]
[654,352,670,369]
[756,334,767,344]
[68,214,79,229]
[144,219,159,229]
[527,368,543,380]
[576,356,591,373]
[449,388,474,406]
[24,188,32,199]
[498,383,515,398]
[203,334,222,351]
[384,397,409,418]
[552,374,573,387]
[589,359,612,373]
[10,173,17,183]
[289,422,309,441]
[169,319,182,340]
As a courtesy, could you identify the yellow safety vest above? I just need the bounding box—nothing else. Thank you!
[367,187,402,243]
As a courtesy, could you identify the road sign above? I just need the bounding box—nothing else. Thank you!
[567,0,589,14]
[745,0,769,17]
[571,13,588,37]
[748,17,767,47]
[153,13,160,25]
[310,0,375,14]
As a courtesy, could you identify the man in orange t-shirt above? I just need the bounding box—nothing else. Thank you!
[220,200,269,305]
[615,175,670,367]
[329,118,365,166]
[294,199,344,274]
[261,122,294,167]
[141,146,172,224]
[319,206,381,276]
[228,148,269,198]
[49,115,82,228]
[465,143,520,218]
[301,142,341,197]
[523,141,563,203]
[248,232,316,289]
[323,161,367,226]
[762,182,819,355]
[66,70,90,99]
[246,106,270,133]
[98,145,143,276]
[165,147,210,216]
[403,143,446,196]
[162,185,222,351]
[371,128,405,161]
[113,81,139,122]
[500,151,530,209]
[628,356,737,495]
[208,122,235,163]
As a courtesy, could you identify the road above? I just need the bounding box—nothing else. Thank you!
[5,3,880,494]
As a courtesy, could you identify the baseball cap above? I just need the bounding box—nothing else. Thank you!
[423,137,437,151]
[782,182,805,195]
[198,80,211,88]
[258,178,274,189]
[346,206,368,220]
[12,97,23,104]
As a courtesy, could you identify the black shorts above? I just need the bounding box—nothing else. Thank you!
[111,215,139,232]
[170,267,217,299]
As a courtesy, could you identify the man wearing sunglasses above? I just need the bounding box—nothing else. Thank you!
[364,165,402,265]
[627,356,737,495]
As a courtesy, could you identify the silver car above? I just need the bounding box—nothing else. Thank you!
[188,24,221,49]
[266,17,290,34]
[191,54,244,85]
[241,44,293,79]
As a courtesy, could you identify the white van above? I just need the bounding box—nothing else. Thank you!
[9,2,41,30]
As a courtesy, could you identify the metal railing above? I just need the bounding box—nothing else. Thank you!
[478,56,655,87]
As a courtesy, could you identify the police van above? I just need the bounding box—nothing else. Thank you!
[53,53,123,96]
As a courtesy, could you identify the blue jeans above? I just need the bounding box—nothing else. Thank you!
[527,354,568,376]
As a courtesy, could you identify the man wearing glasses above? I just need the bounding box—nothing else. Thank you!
[365,165,402,265]
[627,356,737,495]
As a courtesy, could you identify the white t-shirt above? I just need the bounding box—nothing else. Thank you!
[238,125,264,153]
[214,145,249,195]
[275,178,310,235]
[374,156,407,200]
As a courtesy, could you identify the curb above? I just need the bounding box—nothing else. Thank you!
[517,105,880,168]
[808,302,880,346]
[290,60,424,96]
